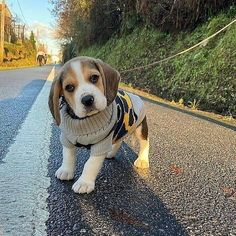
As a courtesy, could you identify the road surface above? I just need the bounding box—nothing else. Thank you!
[0,66,236,236]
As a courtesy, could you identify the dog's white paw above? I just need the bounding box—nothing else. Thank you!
[134,158,149,169]
[72,177,95,194]
[55,166,75,180]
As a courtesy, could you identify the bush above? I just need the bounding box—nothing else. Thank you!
[0,41,37,68]
[79,9,236,117]
[137,0,236,31]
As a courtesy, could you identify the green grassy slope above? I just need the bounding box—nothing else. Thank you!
[1,41,37,68]
[80,8,236,117]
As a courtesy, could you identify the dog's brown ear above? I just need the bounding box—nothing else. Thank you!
[48,71,63,126]
[94,59,120,105]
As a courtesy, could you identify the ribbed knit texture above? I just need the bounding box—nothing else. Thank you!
[60,101,117,156]
[59,91,146,156]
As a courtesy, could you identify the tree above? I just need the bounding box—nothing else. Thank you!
[50,0,122,50]
[10,32,17,44]
[29,31,36,49]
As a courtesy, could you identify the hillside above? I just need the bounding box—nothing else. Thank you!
[80,8,236,117]
[0,41,37,68]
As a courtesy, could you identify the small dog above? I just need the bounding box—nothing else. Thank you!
[48,56,149,194]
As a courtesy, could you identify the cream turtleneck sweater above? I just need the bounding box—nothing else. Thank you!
[59,90,146,156]
[60,101,117,156]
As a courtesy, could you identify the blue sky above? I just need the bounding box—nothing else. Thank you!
[6,0,60,55]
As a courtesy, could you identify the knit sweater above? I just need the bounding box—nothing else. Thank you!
[59,90,146,156]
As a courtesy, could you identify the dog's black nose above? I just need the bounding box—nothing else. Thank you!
[81,95,94,107]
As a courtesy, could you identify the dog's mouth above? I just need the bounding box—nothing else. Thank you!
[85,107,99,117]
[69,106,100,119]
[64,100,100,120]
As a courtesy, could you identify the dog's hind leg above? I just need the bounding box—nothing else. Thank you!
[106,141,122,159]
[134,116,149,169]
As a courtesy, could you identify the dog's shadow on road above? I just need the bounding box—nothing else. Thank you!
[47,125,188,236]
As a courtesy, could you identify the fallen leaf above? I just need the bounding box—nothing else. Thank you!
[108,208,149,229]
[170,164,183,174]
[222,187,235,198]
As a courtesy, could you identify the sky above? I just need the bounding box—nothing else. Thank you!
[5,0,60,55]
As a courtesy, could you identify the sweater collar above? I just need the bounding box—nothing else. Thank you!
[60,98,117,139]
[61,96,97,120]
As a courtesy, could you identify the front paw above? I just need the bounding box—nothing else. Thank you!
[55,166,75,180]
[72,177,95,194]
[134,159,149,169]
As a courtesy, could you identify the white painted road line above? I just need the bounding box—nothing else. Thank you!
[0,68,55,236]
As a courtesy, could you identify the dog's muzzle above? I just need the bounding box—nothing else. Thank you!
[81,95,94,107]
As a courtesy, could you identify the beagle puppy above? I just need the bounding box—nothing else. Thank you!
[48,56,149,194]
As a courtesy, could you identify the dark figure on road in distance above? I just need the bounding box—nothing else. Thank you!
[44,54,48,65]
[37,54,45,66]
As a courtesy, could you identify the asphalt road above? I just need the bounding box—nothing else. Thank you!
[0,66,236,236]
[0,66,53,162]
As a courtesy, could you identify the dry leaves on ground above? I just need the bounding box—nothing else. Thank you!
[222,187,236,201]
[109,208,149,229]
[170,164,183,174]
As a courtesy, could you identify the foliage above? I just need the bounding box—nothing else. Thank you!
[50,0,236,116]
[137,0,236,31]
[79,9,236,117]
[10,32,17,44]
[29,31,36,49]
[50,0,235,59]
[1,41,37,68]
[61,41,77,63]
[50,0,121,48]
[89,0,122,43]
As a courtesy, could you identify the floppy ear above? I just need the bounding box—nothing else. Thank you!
[94,59,120,105]
[48,71,63,126]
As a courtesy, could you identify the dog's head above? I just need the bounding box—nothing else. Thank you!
[48,56,120,125]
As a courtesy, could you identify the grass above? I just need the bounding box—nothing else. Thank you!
[0,41,37,69]
[79,7,236,117]
[119,83,236,128]
[0,64,38,71]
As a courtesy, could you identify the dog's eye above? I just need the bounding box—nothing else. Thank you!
[65,84,75,92]
[90,75,99,84]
